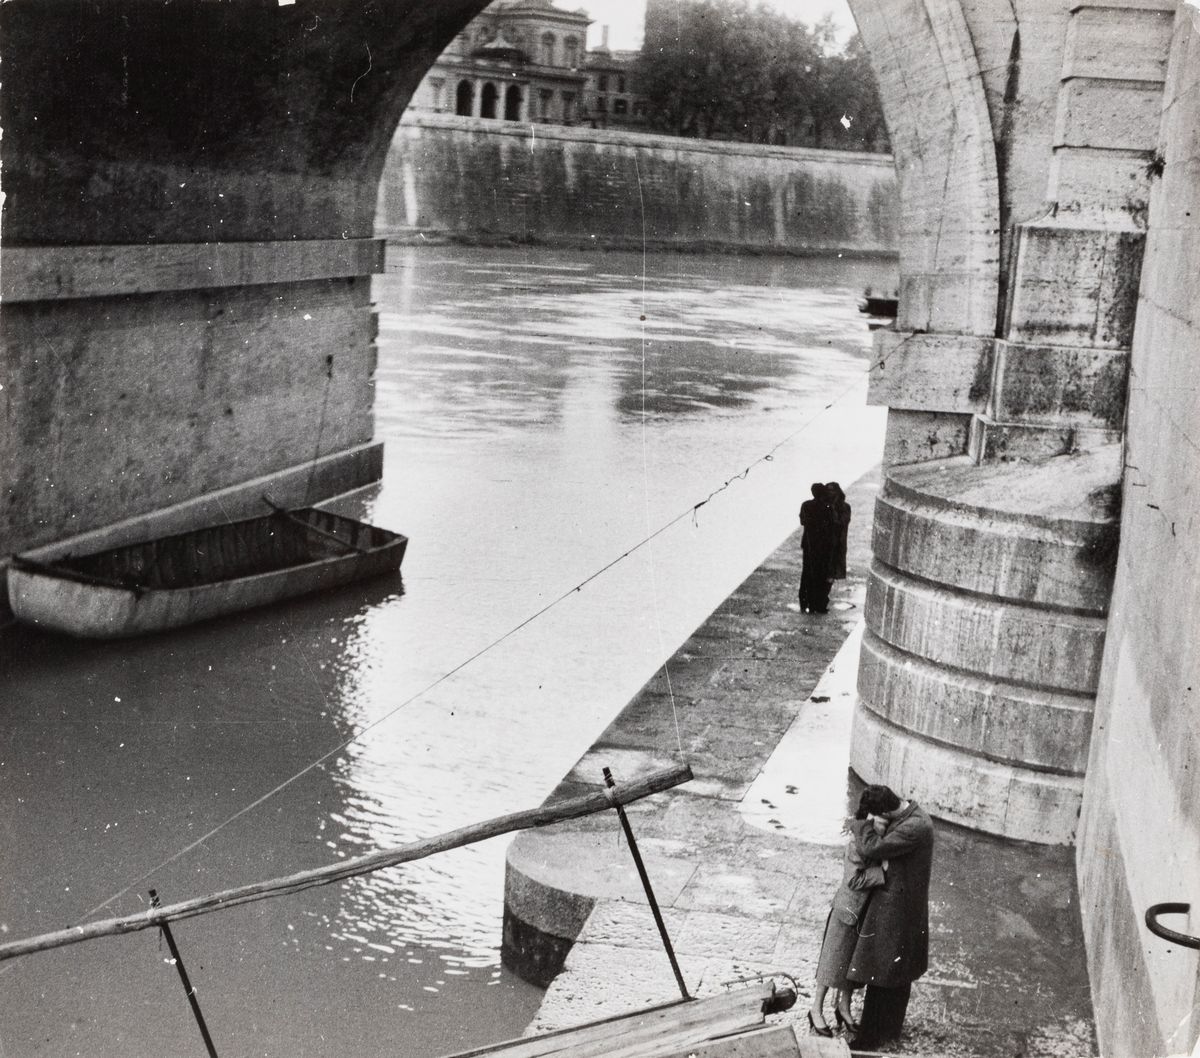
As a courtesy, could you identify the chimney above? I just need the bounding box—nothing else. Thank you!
[601,24,609,48]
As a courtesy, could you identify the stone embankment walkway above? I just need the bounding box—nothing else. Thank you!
[504,468,1097,1057]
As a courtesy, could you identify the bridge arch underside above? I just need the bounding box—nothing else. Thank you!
[0,0,490,569]
[846,1,1197,1054]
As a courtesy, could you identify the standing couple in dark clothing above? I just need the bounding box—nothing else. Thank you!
[808,784,935,1050]
[799,482,850,613]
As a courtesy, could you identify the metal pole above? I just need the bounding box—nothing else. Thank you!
[603,766,690,1000]
[149,889,219,1058]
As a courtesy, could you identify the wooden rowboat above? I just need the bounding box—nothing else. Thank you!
[7,505,407,639]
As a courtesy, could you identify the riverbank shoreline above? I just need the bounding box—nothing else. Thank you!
[383,231,900,260]
[501,466,1096,1057]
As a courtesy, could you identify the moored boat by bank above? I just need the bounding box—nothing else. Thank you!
[8,506,407,638]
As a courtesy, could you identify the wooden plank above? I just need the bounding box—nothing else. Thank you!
[0,764,692,963]
[1,239,385,302]
[558,1007,769,1058]
[794,1031,852,1058]
[650,1024,801,1058]
[449,985,774,1058]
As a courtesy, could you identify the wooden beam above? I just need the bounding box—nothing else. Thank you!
[0,763,692,963]
[441,983,777,1058]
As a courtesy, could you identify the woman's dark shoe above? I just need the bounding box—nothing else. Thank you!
[807,1011,834,1038]
[835,1008,861,1034]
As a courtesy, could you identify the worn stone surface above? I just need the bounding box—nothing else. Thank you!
[377,115,899,255]
[968,416,1123,463]
[865,560,1108,694]
[1006,225,1146,349]
[850,705,1087,845]
[858,632,1095,772]
[990,339,1130,429]
[882,409,973,467]
[1077,7,1200,1055]
[1,279,379,557]
[866,331,993,413]
[505,467,1096,1055]
[845,0,1002,337]
[875,450,1120,611]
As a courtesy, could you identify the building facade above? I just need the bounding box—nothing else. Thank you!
[581,40,648,130]
[406,0,591,125]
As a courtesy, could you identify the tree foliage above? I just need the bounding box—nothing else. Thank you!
[635,0,889,152]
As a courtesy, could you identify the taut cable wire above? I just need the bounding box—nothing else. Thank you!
[72,298,909,932]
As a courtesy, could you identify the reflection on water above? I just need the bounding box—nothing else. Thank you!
[0,246,893,1058]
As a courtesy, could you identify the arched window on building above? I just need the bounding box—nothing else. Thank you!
[564,37,579,67]
[481,82,498,119]
[541,32,556,65]
[561,91,575,124]
[618,75,627,94]
[613,98,628,115]
[456,80,474,116]
[598,74,609,92]
[504,84,521,121]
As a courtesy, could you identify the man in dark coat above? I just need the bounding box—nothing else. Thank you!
[845,784,935,1049]
[799,483,835,613]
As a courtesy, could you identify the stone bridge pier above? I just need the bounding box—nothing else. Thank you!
[846,1,1199,1052]
[0,0,487,575]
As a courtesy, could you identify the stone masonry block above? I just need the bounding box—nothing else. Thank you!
[1053,79,1167,152]
[858,630,1095,773]
[850,702,1085,844]
[1047,146,1153,222]
[990,338,1129,428]
[865,560,1108,694]
[1007,223,1145,348]
[883,409,972,467]
[968,415,1122,463]
[867,330,993,413]
[873,472,1116,612]
[1062,5,1175,83]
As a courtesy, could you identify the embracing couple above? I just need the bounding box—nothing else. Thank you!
[807,784,935,1050]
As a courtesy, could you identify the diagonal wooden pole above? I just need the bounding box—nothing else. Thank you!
[0,763,692,963]
[604,766,690,1000]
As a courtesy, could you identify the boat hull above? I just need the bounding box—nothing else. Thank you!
[7,509,406,638]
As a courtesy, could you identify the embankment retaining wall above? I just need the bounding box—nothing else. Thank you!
[376,114,898,255]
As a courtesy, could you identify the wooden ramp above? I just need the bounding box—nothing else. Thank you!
[438,983,851,1058]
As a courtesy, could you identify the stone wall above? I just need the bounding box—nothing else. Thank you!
[1077,6,1200,1054]
[1,252,380,558]
[0,0,491,570]
[376,114,899,255]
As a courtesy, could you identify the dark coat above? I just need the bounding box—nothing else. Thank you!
[799,497,835,580]
[845,802,934,988]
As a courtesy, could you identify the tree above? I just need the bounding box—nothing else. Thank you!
[634,0,889,152]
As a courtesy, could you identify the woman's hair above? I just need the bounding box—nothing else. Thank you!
[859,784,902,815]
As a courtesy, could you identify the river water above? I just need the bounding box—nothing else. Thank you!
[0,246,894,1057]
